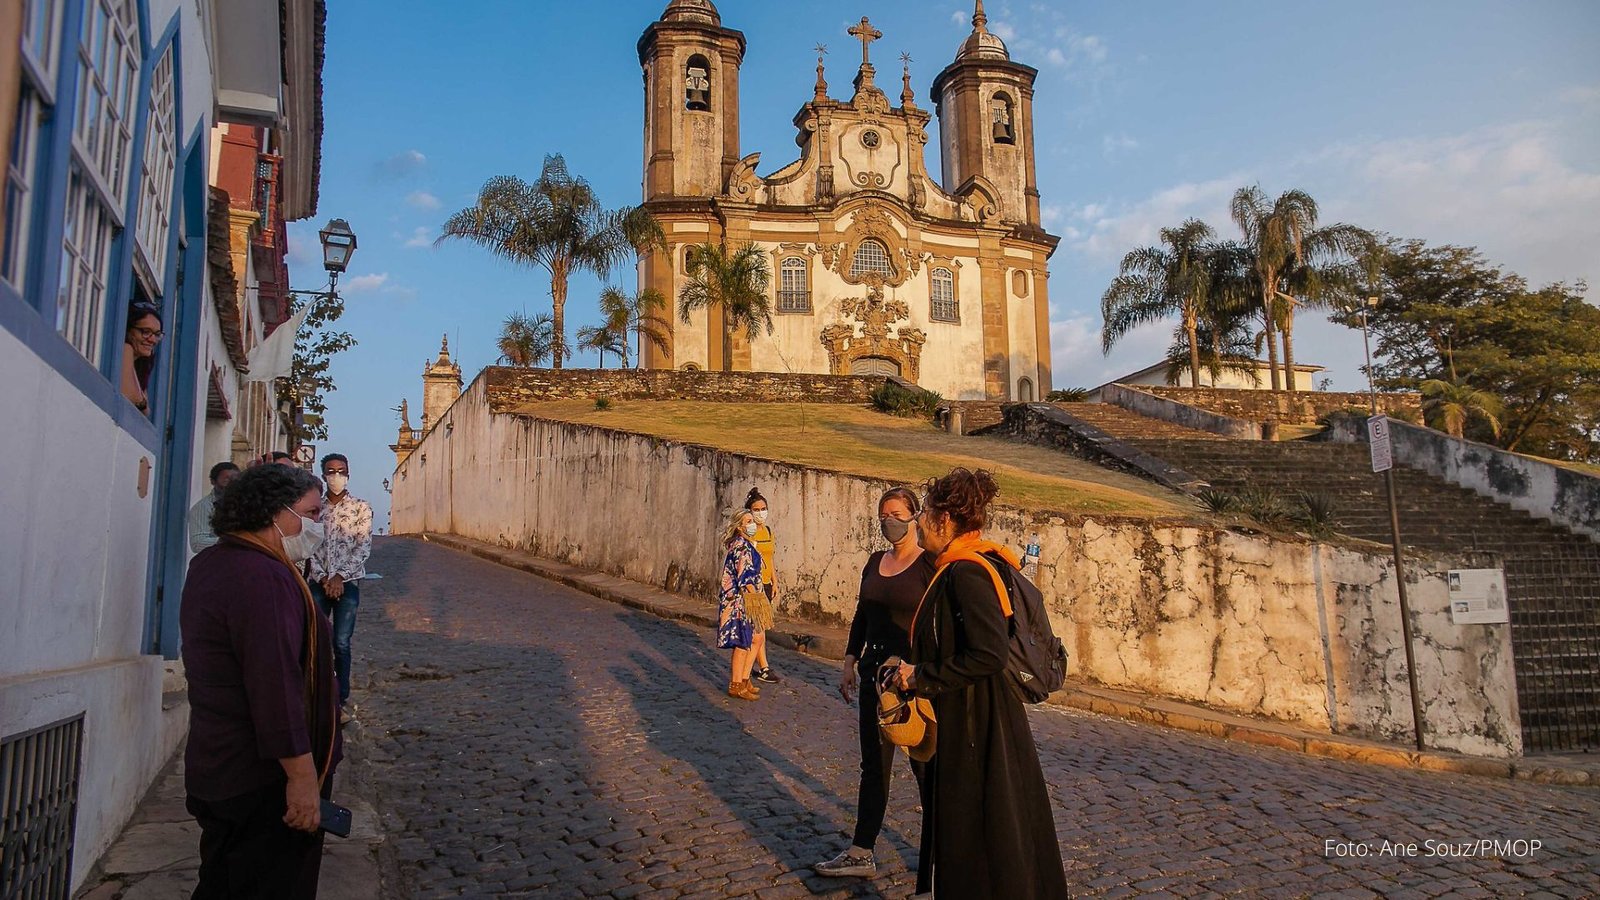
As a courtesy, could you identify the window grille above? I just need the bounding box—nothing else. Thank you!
[777,257,809,312]
[136,44,176,283]
[930,267,958,322]
[0,715,85,900]
[850,240,893,279]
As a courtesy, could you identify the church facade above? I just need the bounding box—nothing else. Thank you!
[636,0,1058,401]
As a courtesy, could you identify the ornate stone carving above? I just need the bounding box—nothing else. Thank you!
[820,285,927,381]
[725,152,763,203]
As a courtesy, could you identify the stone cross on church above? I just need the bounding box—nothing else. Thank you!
[848,17,881,66]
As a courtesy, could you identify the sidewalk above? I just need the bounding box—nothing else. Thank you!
[417,531,1600,789]
[74,730,388,899]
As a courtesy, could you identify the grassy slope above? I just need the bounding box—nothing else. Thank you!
[513,400,1196,518]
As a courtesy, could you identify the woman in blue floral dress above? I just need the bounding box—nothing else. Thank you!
[718,508,768,700]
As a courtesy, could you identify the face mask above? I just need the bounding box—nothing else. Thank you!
[277,511,326,563]
[744,522,759,537]
[752,510,768,524]
[326,474,349,494]
[880,516,912,544]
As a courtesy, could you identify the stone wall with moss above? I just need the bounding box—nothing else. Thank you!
[1137,386,1421,425]
[482,366,885,408]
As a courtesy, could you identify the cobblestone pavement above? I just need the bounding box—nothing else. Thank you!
[353,539,1600,899]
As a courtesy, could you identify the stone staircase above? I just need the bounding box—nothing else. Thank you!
[1050,402,1233,441]
[1113,433,1600,755]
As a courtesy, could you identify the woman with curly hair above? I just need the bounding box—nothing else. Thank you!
[181,464,342,899]
[892,467,1067,898]
[717,506,771,700]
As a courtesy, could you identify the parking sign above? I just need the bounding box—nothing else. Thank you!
[1367,416,1393,473]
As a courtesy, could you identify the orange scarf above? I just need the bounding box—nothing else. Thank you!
[911,533,1021,646]
[227,531,336,785]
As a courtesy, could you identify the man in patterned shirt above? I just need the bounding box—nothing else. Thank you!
[308,453,373,721]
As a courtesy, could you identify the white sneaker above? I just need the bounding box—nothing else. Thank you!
[813,847,876,878]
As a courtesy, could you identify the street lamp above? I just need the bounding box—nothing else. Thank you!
[318,218,358,286]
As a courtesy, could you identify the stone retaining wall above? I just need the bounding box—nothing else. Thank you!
[1139,386,1421,425]
[390,372,1522,756]
[483,366,885,408]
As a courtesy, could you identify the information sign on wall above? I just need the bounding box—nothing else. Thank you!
[1367,416,1393,473]
[1447,568,1510,625]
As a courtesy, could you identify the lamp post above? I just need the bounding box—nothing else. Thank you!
[284,219,359,453]
[1358,294,1426,751]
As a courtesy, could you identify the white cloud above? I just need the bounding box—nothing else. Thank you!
[376,149,427,179]
[406,190,440,210]
[990,21,1018,42]
[1063,175,1244,263]
[950,9,967,26]
[342,273,389,293]
[1050,316,1172,390]
[1041,205,1063,225]
[381,284,419,302]
[403,226,433,249]
[1102,133,1139,157]
[286,232,314,265]
[1302,120,1600,290]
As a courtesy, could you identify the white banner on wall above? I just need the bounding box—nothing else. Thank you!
[1448,568,1510,625]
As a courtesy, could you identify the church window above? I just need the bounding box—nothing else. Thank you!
[685,55,712,111]
[778,257,809,312]
[850,239,893,279]
[991,92,1015,144]
[1018,377,1035,402]
[680,362,702,371]
[930,267,958,322]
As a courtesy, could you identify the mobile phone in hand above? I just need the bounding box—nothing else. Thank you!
[319,799,352,838]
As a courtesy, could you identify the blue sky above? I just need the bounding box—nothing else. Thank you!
[287,0,1600,522]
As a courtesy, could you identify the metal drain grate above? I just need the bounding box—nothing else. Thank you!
[1,715,85,900]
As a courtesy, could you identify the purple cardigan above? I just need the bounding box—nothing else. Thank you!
[180,538,342,801]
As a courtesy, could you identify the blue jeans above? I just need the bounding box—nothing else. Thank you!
[311,580,359,705]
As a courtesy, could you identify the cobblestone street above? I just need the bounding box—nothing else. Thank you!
[352,538,1600,898]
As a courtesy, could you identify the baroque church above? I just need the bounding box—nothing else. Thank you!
[637,0,1057,401]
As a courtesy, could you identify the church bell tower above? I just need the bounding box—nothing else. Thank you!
[638,0,747,199]
[930,0,1042,228]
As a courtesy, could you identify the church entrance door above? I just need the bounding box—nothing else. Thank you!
[849,356,902,377]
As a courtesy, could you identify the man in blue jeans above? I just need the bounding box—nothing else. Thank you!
[308,453,373,723]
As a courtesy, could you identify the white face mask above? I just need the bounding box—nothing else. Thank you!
[325,473,349,495]
[276,510,326,562]
[744,522,759,537]
[752,510,768,524]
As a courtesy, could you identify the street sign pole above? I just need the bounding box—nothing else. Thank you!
[1362,303,1426,750]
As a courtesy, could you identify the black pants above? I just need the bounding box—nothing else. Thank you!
[187,781,328,900]
[852,657,927,851]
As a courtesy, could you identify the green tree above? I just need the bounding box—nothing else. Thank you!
[1230,185,1320,391]
[497,311,557,367]
[677,242,773,371]
[1419,377,1503,439]
[284,292,355,445]
[1101,218,1220,388]
[596,285,670,368]
[439,155,664,368]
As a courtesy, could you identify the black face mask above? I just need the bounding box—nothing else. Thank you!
[880,516,912,544]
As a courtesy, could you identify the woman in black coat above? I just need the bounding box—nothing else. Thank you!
[894,467,1068,899]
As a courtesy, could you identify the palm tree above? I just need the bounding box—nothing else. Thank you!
[677,243,773,372]
[1230,185,1320,391]
[1164,300,1263,387]
[1420,378,1504,439]
[439,155,664,368]
[1275,225,1377,391]
[596,285,671,368]
[498,312,557,367]
[1101,219,1218,388]
[576,313,628,369]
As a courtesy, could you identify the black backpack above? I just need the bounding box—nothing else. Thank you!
[979,551,1068,704]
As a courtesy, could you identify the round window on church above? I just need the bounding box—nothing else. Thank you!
[861,130,881,149]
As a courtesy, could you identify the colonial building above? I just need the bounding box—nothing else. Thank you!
[637,0,1057,401]
[0,1,325,891]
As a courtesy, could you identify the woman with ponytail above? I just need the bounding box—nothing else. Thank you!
[743,487,781,684]
[813,487,937,880]
[181,464,342,898]
[892,467,1067,898]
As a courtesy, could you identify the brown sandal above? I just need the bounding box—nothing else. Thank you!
[728,680,758,701]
